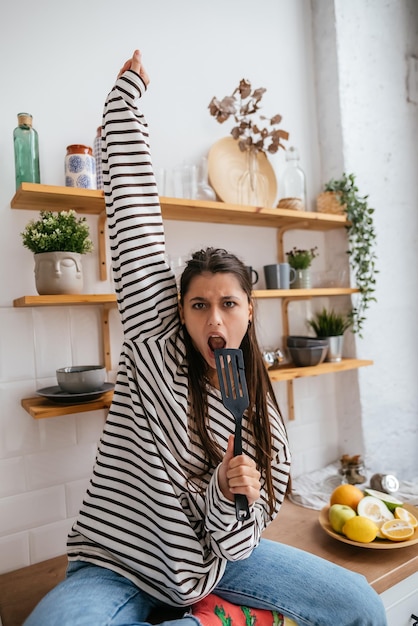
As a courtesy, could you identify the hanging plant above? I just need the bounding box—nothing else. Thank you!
[323,173,377,336]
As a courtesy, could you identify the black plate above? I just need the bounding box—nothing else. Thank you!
[36,383,114,404]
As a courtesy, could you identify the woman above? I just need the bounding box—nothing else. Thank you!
[25,50,387,626]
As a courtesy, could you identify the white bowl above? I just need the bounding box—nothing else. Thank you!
[56,365,106,393]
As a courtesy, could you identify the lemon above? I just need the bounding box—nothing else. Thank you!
[380,519,414,541]
[342,516,379,543]
[363,488,403,512]
[357,496,394,526]
[394,507,418,529]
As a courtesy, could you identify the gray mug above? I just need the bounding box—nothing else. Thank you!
[263,264,281,289]
[245,266,259,285]
[279,263,297,289]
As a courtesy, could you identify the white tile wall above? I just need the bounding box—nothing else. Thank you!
[32,308,72,379]
[0,532,30,574]
[75,410,106,444]
[0,381,42,457]
[0,487,66,537]
[69,307,103,366]
[25,444,97,491]
[0,309,36,382]
[36,414,77,451]
[29,518,75,563]
[65,479,91,518]
[0,457,27,498]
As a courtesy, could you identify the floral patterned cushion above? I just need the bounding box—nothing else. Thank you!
[192,593,298,625]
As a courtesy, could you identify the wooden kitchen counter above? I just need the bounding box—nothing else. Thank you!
[263,497,418,594]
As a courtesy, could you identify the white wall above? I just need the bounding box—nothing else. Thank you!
[312,0,418,477]
[0,0,416,573]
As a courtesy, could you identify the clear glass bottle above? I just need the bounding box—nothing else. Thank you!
[196,156,216,201]
[13,112,40,190]
[279,146,306,211]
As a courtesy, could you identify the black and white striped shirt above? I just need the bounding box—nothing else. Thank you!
[67,68,291,606]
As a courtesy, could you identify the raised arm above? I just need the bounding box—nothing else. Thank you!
[102,50,178,341]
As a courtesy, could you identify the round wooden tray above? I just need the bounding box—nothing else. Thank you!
[319,504,418,549]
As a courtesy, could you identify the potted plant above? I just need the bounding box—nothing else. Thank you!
[286,246,318,289]
[21,210,93,295]
[208,79,289,206]
[307,307,352,362]
[318,173,377,336]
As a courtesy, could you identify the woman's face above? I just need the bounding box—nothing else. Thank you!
[179,271,253,371]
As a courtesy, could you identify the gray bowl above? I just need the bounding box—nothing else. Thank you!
[287,345,328,367]
[287,335,329,348]
[56,365,106,393]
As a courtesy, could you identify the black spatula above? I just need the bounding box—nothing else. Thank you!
[214,348,250,521]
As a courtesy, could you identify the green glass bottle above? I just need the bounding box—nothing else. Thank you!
[13,112,40,189]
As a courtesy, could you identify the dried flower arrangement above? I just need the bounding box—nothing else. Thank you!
[208,79,289,155]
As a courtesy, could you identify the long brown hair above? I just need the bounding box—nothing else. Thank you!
[178,247,284,517]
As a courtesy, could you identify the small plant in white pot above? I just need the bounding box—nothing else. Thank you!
[21,210,93,295]
[286,246,318,289]
[307,308,352,362]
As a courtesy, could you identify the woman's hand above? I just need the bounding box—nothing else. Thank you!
[118,49,150,86]
[218,435,261,507]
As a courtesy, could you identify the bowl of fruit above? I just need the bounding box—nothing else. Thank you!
[319,484,418,549]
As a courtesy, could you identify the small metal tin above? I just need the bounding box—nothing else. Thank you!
[369,473,399,494]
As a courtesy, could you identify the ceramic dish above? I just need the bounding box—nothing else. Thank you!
[37,383,114,405]
[207,137,277,206]
[319,504,418,549]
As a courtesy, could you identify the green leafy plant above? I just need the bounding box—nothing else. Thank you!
[286,246,318,270]
[307,308,352,337]
[208,79,289,155]
[21,210,93,255]
[324,173,377,336]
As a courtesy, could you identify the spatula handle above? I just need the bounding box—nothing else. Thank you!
[234,418,250,521]
[235,494,250,521]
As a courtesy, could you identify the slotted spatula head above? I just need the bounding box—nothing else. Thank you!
[214,348,249,419]
[214,348,250,521]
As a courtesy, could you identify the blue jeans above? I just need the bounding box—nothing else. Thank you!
[24,539,387,626]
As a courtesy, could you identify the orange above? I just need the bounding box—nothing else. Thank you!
[380,519,414,541]
[394,507,418,529]
[330,484,364,510]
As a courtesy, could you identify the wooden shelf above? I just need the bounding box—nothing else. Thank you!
[268,358,373,382]
[11,183,106,214]
[21,360,372,419]
[13,294,117,307]
[21,391,114,419]
[253,287,357,298]
[12,289,355,308]
[160,197,349,230]
[11,183,349,230]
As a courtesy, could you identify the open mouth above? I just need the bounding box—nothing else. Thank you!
[208,335,226,352]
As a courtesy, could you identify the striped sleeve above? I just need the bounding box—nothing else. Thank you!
[102,69,179,341]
